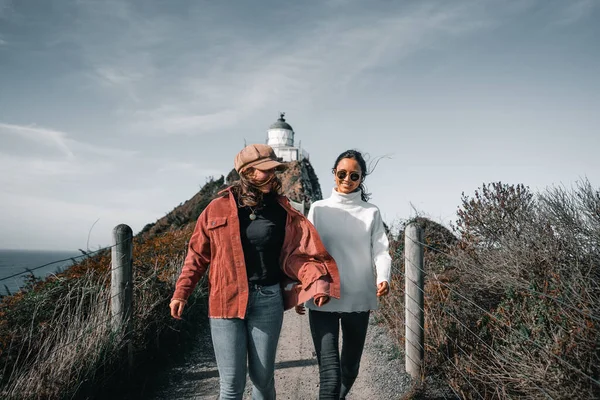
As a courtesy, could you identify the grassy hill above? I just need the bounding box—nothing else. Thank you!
[0,160,322,399]
[1,162,597,399]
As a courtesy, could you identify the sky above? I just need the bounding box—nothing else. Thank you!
[0,0,599,251]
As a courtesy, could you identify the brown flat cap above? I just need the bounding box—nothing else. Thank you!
[234,144,286,173]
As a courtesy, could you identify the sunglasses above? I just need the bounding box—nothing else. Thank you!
[245,167,275,175]
[335,170,361,182]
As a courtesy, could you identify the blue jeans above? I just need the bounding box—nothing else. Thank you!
[210,283,284,400]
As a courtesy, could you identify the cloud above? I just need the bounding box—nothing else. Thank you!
[156,161,222,176]
[0,120,219,217]
[72,140,138,159]
[1,0,597,251]
[95,66,144,86]
[24,0,506,137]
[288,2,496,87]
[0,190,158,250]
[0,122,75,158]
[0,154,113,181]
[0,122,142,197]
[0,122,138,159]
[135,108,242,135]
[0,0,12,19]
[556,0,599,25]
[40,0,165,105]
[122,2,501,136]
[93,66,145,102]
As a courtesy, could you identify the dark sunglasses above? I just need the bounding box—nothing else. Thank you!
[245,167,275,174]
[335,170,361,182]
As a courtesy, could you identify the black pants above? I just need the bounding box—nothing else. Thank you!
[308,309,370,400]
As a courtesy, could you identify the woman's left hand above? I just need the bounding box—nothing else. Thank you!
[377,281,390,297]
[314,295,330,307]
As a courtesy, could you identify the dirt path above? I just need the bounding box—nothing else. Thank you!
[146,310,412,399]
[246,310,322,399]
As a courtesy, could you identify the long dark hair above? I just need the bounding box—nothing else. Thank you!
[332,149,371,202]
[230,169,282,208]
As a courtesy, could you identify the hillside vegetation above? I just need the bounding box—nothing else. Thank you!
[381,179,600,399]
[0,160,322,399]
[2,163,597,399]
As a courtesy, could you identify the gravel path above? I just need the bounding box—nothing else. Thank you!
[352,312,412,399]
[146,309,414,399]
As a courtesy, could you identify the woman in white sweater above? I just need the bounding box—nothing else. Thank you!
[296,149,392,399]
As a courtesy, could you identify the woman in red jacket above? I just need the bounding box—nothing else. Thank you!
[170,144,339,400]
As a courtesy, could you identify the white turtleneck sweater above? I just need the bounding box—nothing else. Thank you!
[305,188,392,312]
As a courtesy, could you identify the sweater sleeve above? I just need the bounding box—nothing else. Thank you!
[307,203,316,225]
[372,208,392,285]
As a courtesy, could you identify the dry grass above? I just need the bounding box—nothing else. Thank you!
[381,179,600,399]
[1,272,118,399]
[0,224,200,399]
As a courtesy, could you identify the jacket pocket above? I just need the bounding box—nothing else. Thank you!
[207,217,227,230]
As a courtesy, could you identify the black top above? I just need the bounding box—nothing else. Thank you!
[238,192,287,286]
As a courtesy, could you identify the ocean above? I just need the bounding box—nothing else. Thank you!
[0,249,82,296]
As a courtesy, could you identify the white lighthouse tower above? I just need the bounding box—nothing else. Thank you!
[266,113,309,162]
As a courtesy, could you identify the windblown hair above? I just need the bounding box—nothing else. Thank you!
[230,169,283,207]
[332,149,371,202]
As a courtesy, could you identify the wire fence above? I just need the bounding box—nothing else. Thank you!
[381,224,599,399]
[406,235,600,387]
[0,227,181,398]
[415,238,600,324]
[2,219,598,399]
[0,226,182,297]
[22,271,155,361]
[0,223,191,328]
[0,238,138,285]
[0,241,139,320]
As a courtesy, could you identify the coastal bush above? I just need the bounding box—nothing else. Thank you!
[0,216,203,398]
[381,179,600,399]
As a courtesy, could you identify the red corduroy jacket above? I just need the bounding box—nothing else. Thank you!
[172,187,340,318]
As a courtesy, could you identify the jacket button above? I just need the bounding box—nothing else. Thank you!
[211,221,216,226]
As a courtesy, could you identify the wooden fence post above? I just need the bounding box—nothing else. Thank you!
[111,224,133,367]
[405,223,424,380]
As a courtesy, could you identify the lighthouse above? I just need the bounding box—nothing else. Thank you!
[266,113,309,162]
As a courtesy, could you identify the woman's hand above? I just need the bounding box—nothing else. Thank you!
[314,295,330,307]
[170,299,186,319]
[295,305,306,315]
[377,281,390,297]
